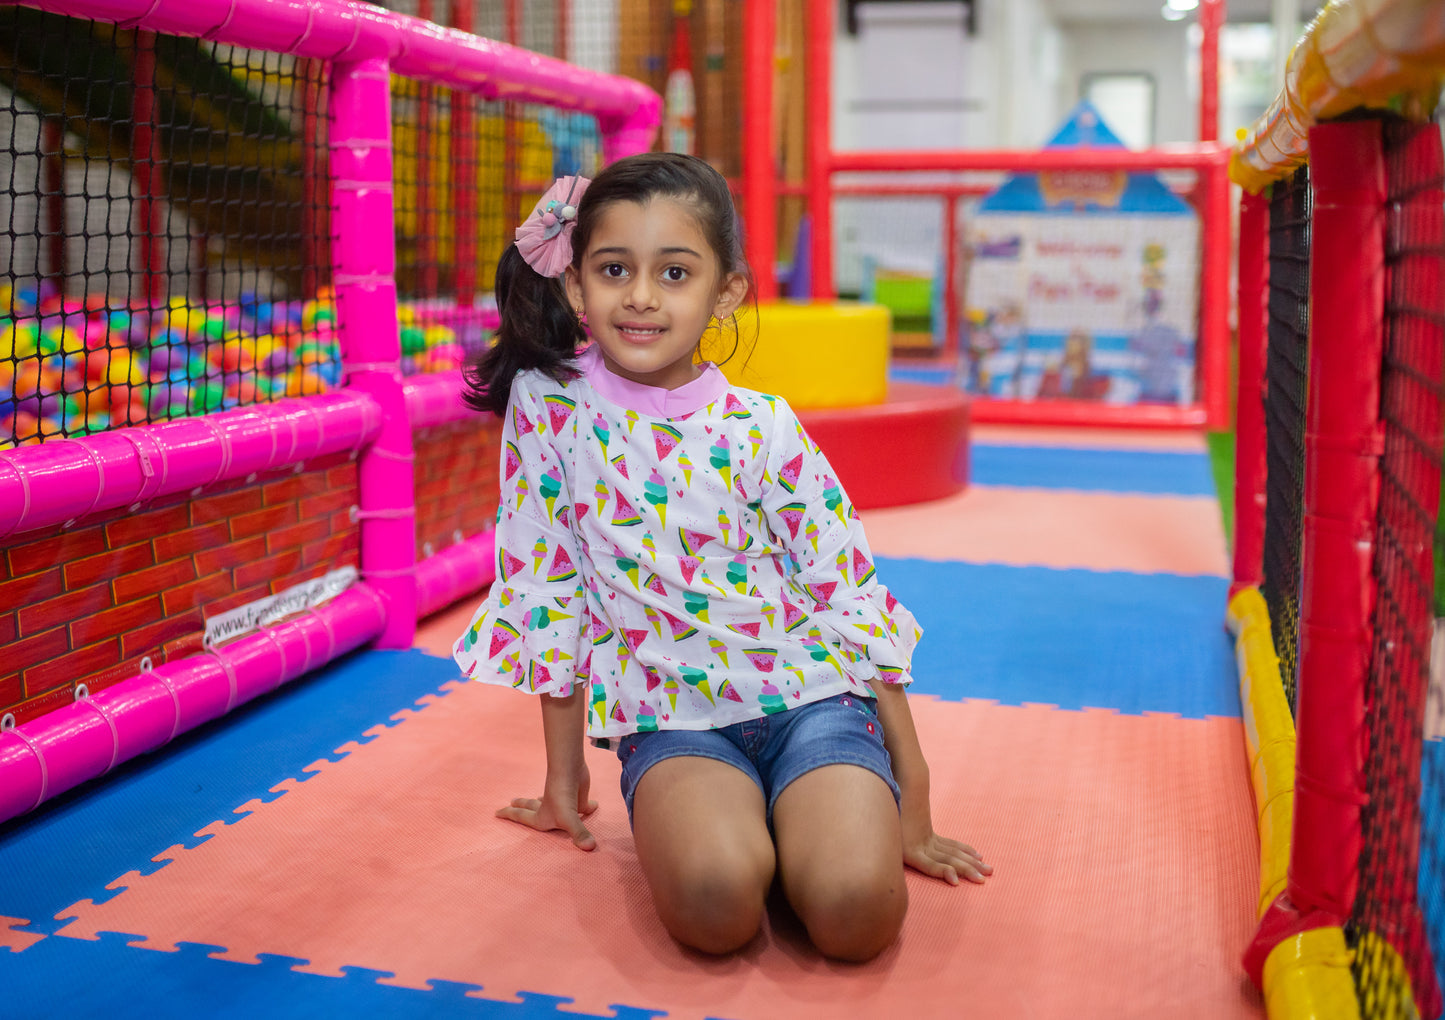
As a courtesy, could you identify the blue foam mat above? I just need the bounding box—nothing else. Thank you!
[884,558,1239,719]
[970,444,1217,496]
[0,648,464,932]
[0,931,667,1020]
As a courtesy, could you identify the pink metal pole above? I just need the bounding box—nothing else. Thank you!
[742,0,776,300]
[806,0,832,299]
[0,585,387,824]
[331,55,416,649]
[0,392,380,541]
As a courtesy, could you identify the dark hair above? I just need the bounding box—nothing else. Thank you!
[462,152,754,416]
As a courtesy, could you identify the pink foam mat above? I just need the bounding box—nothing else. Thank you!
[47,681,1263,1019]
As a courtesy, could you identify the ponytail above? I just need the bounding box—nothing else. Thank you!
[462,244,585,416]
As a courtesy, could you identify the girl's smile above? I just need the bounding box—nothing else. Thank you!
[566,197,746,392]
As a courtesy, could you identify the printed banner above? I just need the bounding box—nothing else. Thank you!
[204,566,358,647]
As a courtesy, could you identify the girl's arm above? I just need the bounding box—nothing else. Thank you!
[868,678,991,885]
[496,687,599,850]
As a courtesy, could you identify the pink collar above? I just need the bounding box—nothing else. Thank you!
[578,344,729,419]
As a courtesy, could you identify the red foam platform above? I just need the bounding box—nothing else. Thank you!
[798,383,970,509]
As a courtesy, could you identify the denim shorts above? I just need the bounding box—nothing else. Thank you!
[616,693,901,826]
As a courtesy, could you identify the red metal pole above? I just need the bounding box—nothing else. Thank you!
[130,30,165,305]
[301,59,322,298]
[42,118,65,289]
[452,0,477,304]
[1199,152,1232,430]
[1245,115,1386,994]
[1231,188,1269,596]
[1198,0,1223,143]
[556,0,569,62]
[806,0,832,299]
[941,193,958,359]
[742,0,776,301]
[830,146,1225,173]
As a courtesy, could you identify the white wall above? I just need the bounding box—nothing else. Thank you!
[1060,20,1196,145]
[832,0,1064,152]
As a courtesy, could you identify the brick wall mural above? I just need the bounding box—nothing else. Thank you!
[414,418,501,560]
[0,454,361,725]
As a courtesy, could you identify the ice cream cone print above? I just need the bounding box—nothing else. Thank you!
[760,602,777,629]
[532,537,548,573]
[636,701,658,732]
[663,677,679,711]
[645,605,664,638]
[758,682,786,714]
[708,636,728,666]
[836,550,850,584]
[593,412,610,454]
[680,665,714,704]
[683,590,709,623]
[823,476,845,522]
[748,422,763,458]
[625,409,639,433]
[718,508,731,545]
[594,478,610,517]
[514,475,530,509]
[642,531,657,560]
[644,468,668,528]
[806,520,820,552]
[700,572,729,597]
[726,554,747,593]
[709,436,731,490]
[678,451,694,485]
[590,681,608,725]
[784,662,806,686]
[539,467,562,522]
[616,556,640,589]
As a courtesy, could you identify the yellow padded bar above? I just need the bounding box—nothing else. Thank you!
[1264,929,1362,1020]
[1230,0,1445,193]
[1227,586,1296,918]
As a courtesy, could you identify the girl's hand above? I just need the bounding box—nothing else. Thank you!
[901,797,992,885]
[903,827,992,886]
[496,764,600,851]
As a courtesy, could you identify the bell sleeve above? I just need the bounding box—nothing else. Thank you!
[759,397,921,685]
[453,377,590,697]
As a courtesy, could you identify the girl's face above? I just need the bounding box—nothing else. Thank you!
[566,197,747,391]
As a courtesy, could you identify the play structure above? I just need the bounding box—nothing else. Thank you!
[1226,1,1445,1016]
[2,0,1445,1017]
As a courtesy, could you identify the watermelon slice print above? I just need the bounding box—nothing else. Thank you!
[652,422,684,461]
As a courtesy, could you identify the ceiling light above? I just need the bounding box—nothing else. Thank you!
[1161,4,1188,19]
[1166,0,1199,9]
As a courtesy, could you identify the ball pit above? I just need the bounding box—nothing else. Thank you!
[0,282,483,449]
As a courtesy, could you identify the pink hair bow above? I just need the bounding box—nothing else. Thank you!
[514,175,591,278]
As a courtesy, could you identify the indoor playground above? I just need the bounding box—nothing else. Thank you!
[0,0,1442,1017]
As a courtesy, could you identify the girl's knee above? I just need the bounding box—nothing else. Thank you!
[796,866,908,963]
[658,862,772,954]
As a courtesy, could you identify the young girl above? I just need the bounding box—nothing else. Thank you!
[455,152,989,963]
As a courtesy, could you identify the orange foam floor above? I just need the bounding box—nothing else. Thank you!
[53,680,1263,1019]
[861,487,1229,576]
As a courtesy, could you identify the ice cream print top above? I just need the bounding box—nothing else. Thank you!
[453,344,922,742]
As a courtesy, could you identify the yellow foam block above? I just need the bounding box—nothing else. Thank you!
[710,300,889,410]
